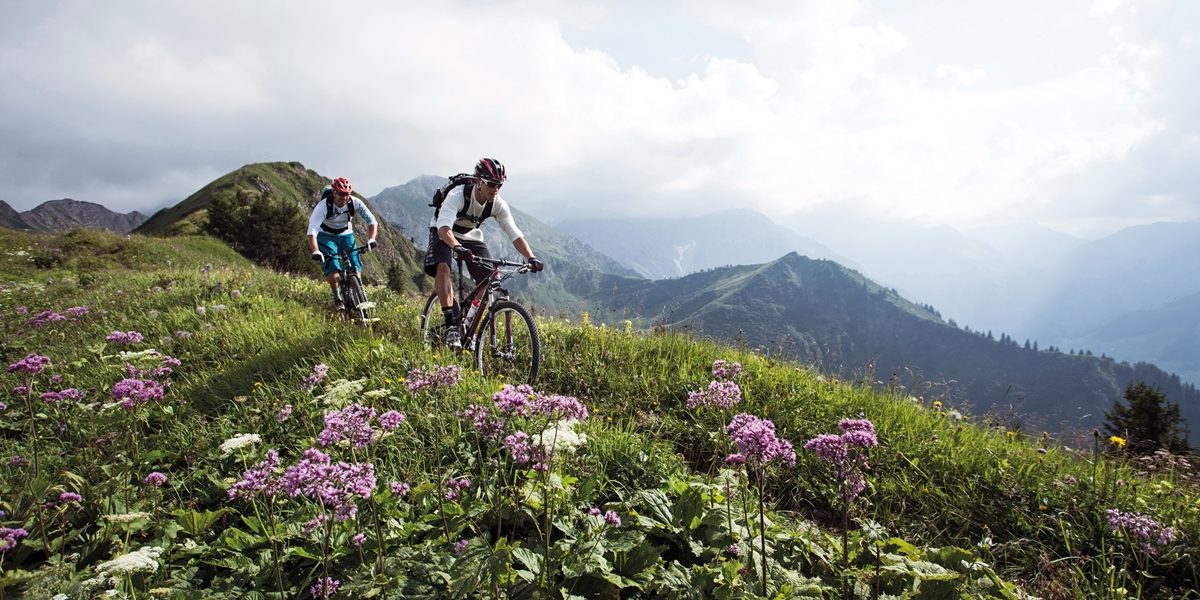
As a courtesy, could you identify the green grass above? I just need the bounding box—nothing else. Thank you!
[0,228,1196,599]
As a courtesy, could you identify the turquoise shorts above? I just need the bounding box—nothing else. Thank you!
[317,232,362,276]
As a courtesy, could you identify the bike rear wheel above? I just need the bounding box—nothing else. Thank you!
[475,300,540,385]
[344,275,371,321]
[419,293,445,349]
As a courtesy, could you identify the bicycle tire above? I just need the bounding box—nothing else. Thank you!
[475,300,540,385]
[419,293,443,349]
[345,275,370,321]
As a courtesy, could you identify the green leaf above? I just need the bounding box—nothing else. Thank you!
[173,507,229,538]
[512,546,544,577]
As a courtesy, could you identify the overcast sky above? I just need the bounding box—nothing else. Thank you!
[1,0,1196,238]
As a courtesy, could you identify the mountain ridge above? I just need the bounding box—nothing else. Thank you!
[0,198,147,233]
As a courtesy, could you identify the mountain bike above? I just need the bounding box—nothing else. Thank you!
[419,256,541,384]
[320,245,374,322]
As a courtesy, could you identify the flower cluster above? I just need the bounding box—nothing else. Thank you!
[687,380,742,410]
[40,388,84,404]
[105,331,145,345]
[58,491,82,503]
[94,545,164,577]
[0,526,29,553]
[804,418,879,503]
[282,448,376,520]
[26,310,67,327]
[390,481,411,496]
[302,363,329,392]
[379,410,406,431]
[532,419,588,458]
[444,477,471,501]
[406,364,463,393]
[7,353,51,375]
[317,403,379,449]
[1106,508,1175,555]
[143,472,168,487]
[277,404,293,422]
[111,377,165,410]
[492,385,588,420]
[711,359,743,381]
[311,576,339,599]
[460,404,504,440]
[228,449,282,499]
[220,433,262,457]
[726,414,796,467]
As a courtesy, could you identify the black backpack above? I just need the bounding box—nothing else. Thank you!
[321,186,355,220]
[430,174,492,230]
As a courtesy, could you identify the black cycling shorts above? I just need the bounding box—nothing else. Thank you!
[424,228,492,283]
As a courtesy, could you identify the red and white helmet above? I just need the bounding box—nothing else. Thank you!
[331,177,353,194]
[474,158,507,184]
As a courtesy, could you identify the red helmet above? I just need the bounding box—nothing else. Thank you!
[331,177,353,194]
[474,158,507,183]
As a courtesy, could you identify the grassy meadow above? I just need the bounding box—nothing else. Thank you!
[0,228,1196,599]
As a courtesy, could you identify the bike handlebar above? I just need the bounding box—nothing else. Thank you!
[319,245,372,259]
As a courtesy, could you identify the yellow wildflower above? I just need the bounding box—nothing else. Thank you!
[1110,435,1127,448]
[933,400,942,409]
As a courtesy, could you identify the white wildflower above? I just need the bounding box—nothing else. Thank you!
[52,594,69,600]
[102,511,152,523]
[95,545,163,577]
[118,349,162,364]
[363,389,391,399]
[947,410,964,421]
[319,378,368,406]
[219,433,262,457]
[355,301,376,310]
[211,304,227,313]
[532,420,587,455]
[196,306,206,315]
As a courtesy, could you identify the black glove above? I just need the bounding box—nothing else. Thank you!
[528,257,545,273]
[365,239,377,253]
[311,251,324,263]
[453,245,474,263]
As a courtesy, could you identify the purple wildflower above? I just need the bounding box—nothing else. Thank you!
[1106,508,1175,555]
[15,306,28,315]
[0,527,29,553]
[352,532,366,548]
[804,418,879,504]
[143,472,168,487]
[0,402,6,411]
[26,310,66,327]
[311,576,340,599]
[50,374,63,384]
[532,394,589,420]
[604,510,622,527]
[105,331,145,345]
[8,455,29,467]
[7,353,51,375]
[726,414,796,467]
[58,491,82,503]
[277,404,293,422]
[228,449,283,500]
[588,507,602,516]
[301,363,329,392]
[455,538,470,555]
[379,410,406,431]
[65,306,89,318]
[504,431,537,464]
[111,378,165,410]
[493,384,539,416]
[445,477,471,501]
[8,385,25,397]
[317,403,379,449]
[40,388,83,404]
[727,543,741,556]
[282,448,376,520]
[406,365,463,393]
[390,481,411,497]
[460,404,504,440]
[711,359,743,381]
[687,380,742,410]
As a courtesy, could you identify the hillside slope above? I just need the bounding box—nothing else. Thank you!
[137,161,428,292]
[20,198,148,232]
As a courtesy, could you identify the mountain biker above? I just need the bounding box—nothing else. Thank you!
[307,177,378,311]
[424,158,544,348]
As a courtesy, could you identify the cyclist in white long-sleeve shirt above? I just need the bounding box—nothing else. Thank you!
[424,158,543,348]
[307,177,378,311]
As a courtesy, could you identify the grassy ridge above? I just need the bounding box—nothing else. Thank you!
[0,228,1196,598]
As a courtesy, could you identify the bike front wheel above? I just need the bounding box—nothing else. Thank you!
[475,300,540,385]
[344,275,371,321]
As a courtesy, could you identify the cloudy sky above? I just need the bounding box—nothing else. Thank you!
[1,0,1196,238]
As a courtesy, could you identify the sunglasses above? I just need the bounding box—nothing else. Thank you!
[336,191,351,198]
[482,180,503,190]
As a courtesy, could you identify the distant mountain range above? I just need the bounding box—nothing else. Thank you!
[555,210,854,279]
[0,199,147,233]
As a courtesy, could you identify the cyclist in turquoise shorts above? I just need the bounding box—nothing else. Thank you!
[306,177,378,311]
